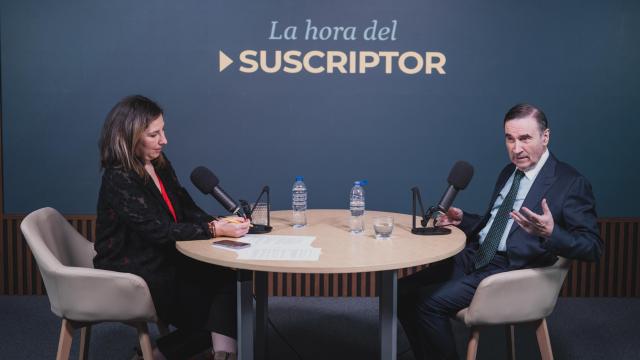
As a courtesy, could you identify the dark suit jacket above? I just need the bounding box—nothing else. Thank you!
[458,153,602,269]
[94,154,214,317]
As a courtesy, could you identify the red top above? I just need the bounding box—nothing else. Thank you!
[157,176,177,222]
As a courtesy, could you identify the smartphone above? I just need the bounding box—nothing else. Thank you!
[212,239,251,249]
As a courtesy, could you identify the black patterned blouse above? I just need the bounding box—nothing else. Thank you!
[94,154,213,315]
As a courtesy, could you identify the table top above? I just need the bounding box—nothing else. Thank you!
[176,209,466,273]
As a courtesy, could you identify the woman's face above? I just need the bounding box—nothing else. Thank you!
[136,115,167,163]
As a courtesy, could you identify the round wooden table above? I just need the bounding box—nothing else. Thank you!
[177,209,465,360]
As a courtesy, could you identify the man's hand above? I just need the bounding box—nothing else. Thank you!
[511,198,554,238]
[435,207,463,227]
[214,217,251,238]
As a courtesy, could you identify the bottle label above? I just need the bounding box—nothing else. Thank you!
[293,189,307,211]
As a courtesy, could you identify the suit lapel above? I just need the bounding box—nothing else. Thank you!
[508,153,557,237]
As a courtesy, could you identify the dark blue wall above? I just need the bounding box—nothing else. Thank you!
[2,0,639,216]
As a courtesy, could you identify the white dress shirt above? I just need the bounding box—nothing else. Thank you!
[477,149,550,251]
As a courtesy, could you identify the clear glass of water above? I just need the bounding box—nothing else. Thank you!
[373,216,394,239]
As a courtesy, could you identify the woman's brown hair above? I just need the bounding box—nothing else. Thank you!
[98,95,166,177]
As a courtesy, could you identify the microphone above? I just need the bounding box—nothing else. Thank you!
[190,166,244,216]
[412,160,474,236]
[435,160,474,213]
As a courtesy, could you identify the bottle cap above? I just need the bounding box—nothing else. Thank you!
[354,180,368,186]
[296,176,304,181]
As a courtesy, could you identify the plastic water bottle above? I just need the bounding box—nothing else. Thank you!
[292,176,307,228]
[349,180,367,233]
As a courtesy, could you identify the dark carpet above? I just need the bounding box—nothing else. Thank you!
[0,296,638,359]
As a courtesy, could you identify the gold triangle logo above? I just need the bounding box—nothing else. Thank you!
[219,51,233,72]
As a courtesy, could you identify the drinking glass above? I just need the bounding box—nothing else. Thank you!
[373,216,394,239]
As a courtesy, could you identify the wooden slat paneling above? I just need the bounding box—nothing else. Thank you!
[636,222,640,297]
[305,273,311,296]
[4,214,640,297]
[560,219,640,297]
[16,225,23,295]
[626,223,633,296]
[616,222,625,296]
[607,222,616,296]
[331,273,338,297]
[1,217,5,294]
[0,100,4,298]
[26,244,33,295]
[286,272,292,296]
[3,215,98,295]
[7,218,14,295]
[597,221,607,297]
[322,274,329,296]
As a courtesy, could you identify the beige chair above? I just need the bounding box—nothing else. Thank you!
[455,257,570,360]
[20,207,169,360]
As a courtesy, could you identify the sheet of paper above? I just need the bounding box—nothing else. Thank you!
[236,247,321,261]
[241,234,315,247]
[211,234,320,261]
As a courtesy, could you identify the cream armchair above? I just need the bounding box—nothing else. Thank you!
[20,207,168,360]
[455,257,570,360]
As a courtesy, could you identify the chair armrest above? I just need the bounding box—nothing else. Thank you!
[44,266,158,323]
[460,259,569,326]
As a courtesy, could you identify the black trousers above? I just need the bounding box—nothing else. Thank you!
[154,254,237,360]
[398,246,511,360]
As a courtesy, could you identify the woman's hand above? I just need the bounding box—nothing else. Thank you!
[213,217,251,238]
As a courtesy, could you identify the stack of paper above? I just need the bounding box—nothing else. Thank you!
[214,234,321,261]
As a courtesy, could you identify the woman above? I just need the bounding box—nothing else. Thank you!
[94,95,249,360]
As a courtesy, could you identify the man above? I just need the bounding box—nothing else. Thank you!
[398,103,602,360]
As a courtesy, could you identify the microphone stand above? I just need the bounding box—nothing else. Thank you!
[411,187,451,235]
[246,186,272,234]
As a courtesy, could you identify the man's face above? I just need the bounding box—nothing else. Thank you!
[504,116,549,171]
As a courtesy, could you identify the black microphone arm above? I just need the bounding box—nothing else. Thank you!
[411,187,451,236]
[410,161,474,236]
[244,185,272,234]
[250,186,270,220]
[411,187,428,228]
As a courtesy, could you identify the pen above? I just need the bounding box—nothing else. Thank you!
[222,216,253,227]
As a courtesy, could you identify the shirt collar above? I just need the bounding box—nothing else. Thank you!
[521,148,549,181]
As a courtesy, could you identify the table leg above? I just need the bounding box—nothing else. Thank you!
[379,270,397,360]
[255,271,268,360]
[237,270,254,360]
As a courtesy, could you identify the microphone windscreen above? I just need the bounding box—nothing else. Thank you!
[447,161,474,190]
[190,166,220,194]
